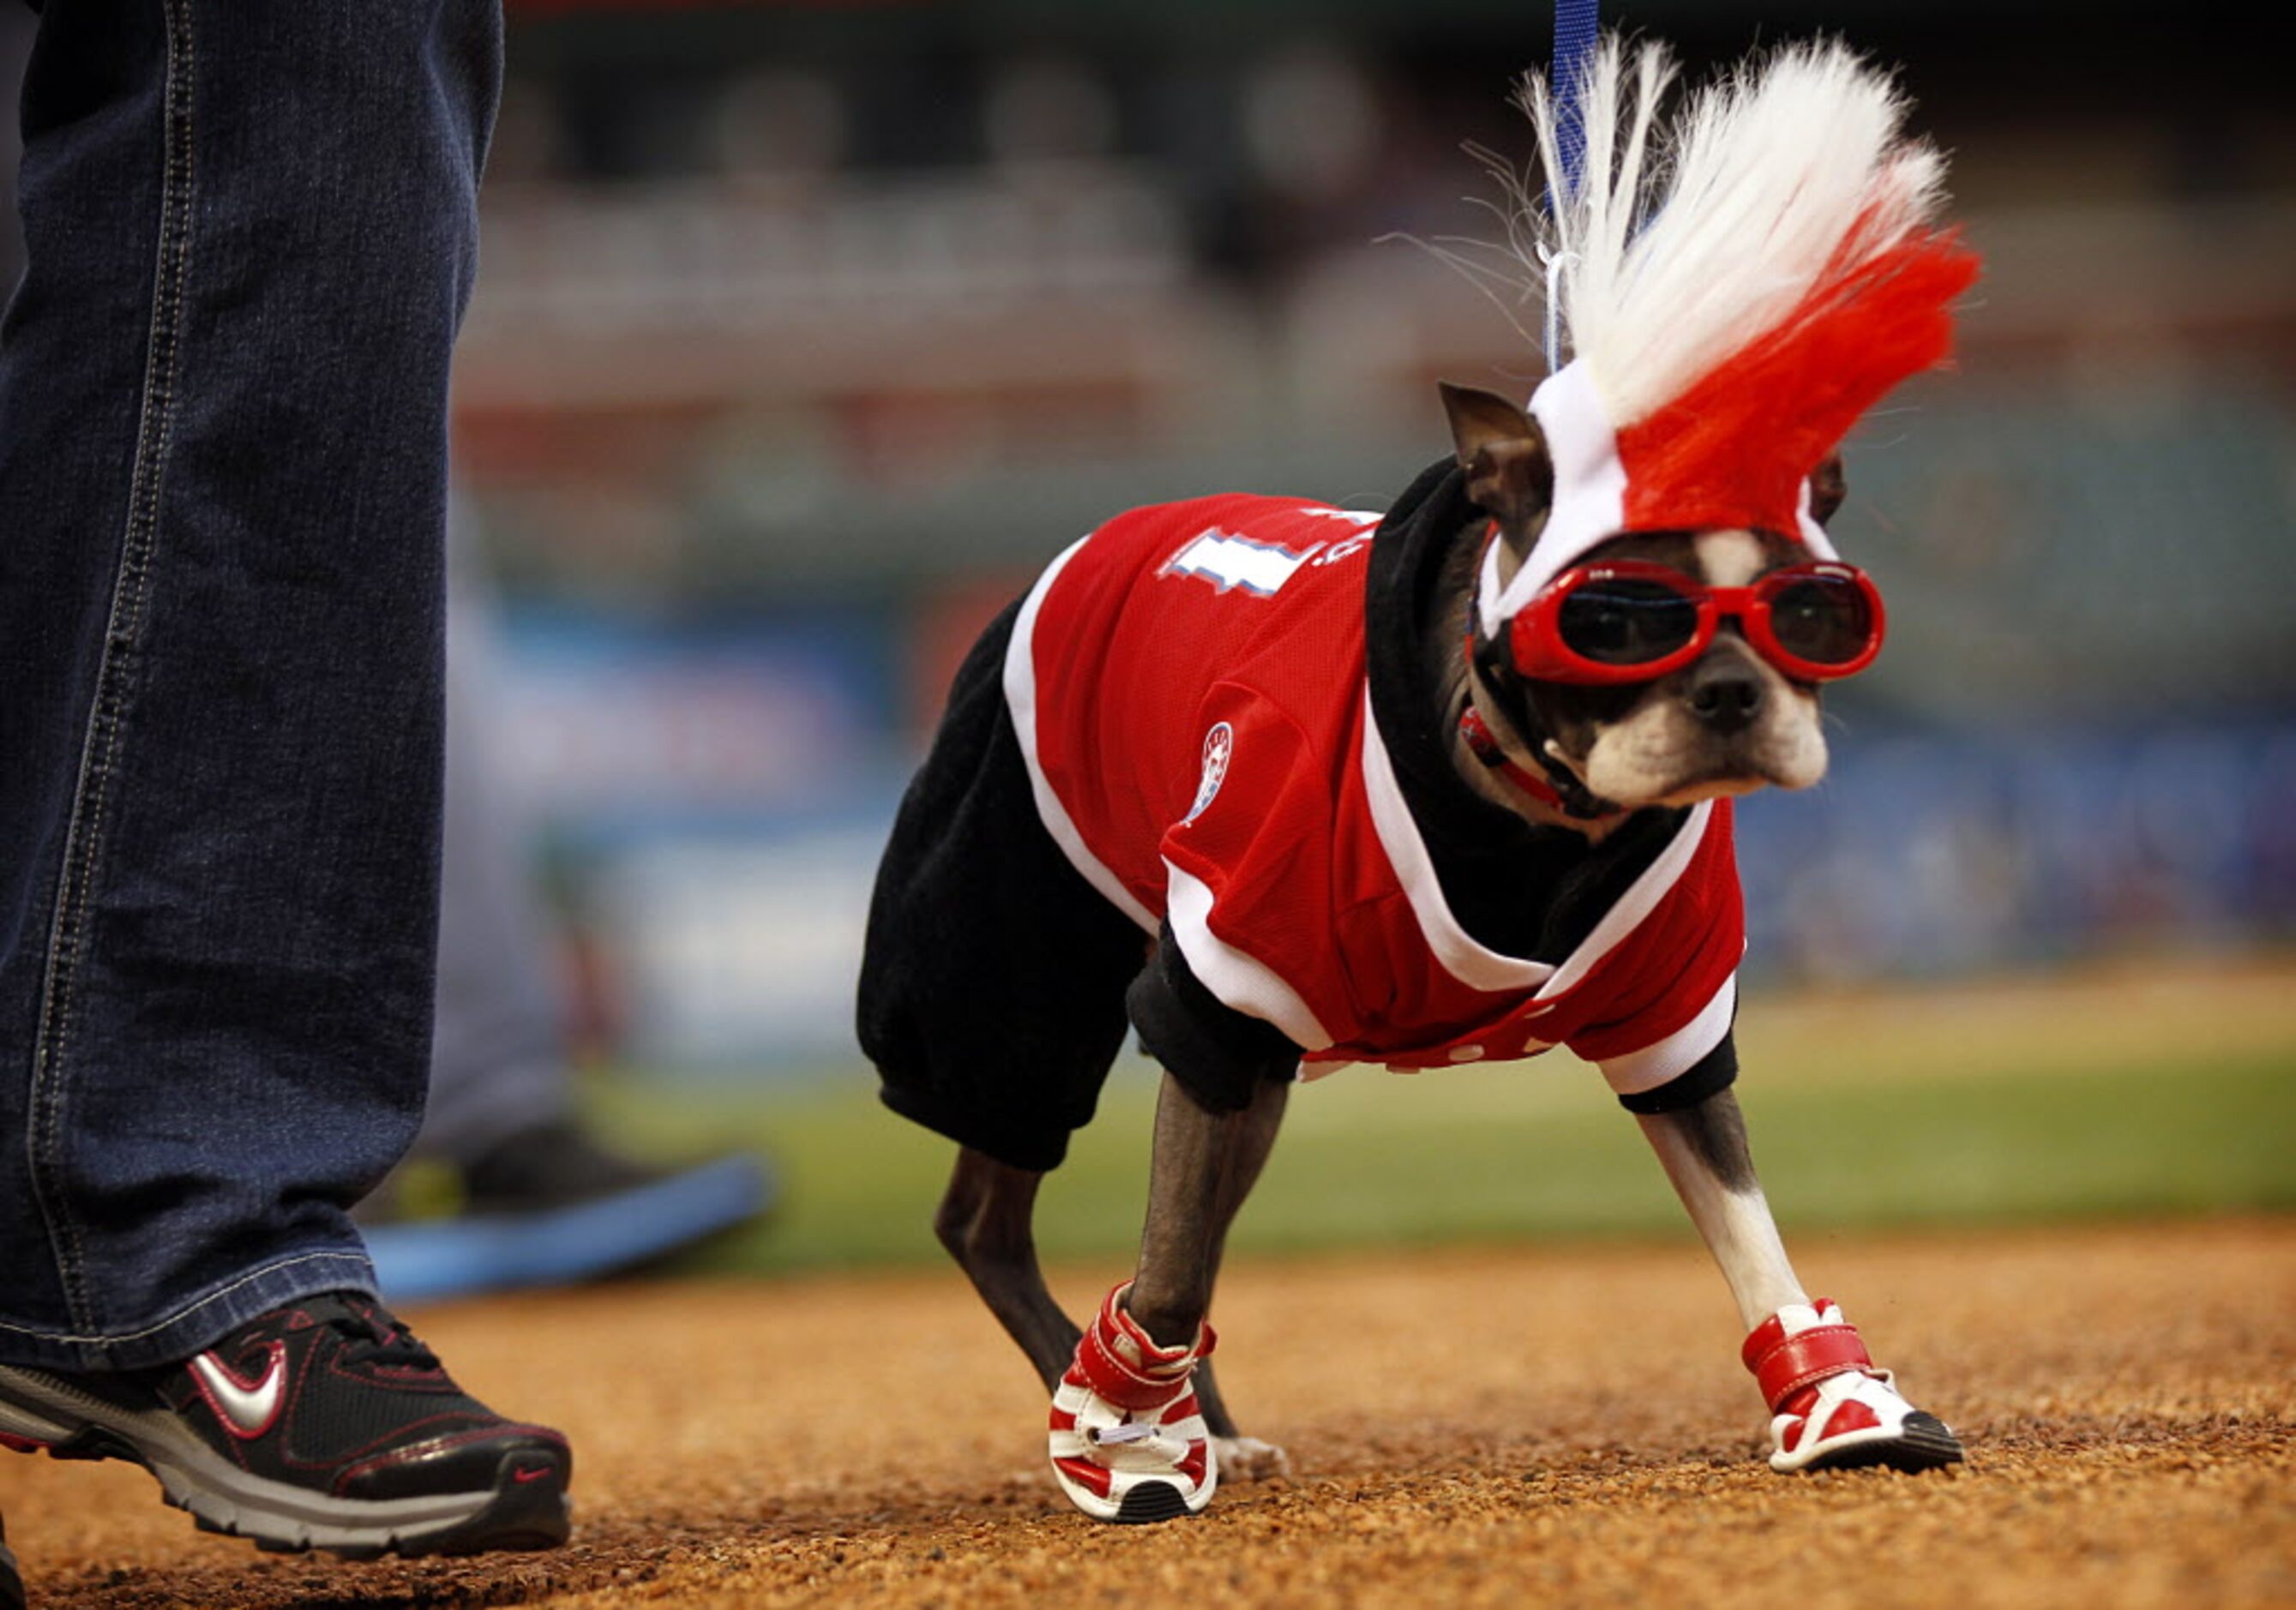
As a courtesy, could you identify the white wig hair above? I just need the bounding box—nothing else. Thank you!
[1508,37,1950,428]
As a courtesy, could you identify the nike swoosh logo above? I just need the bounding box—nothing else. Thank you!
[189,1343,287,1439]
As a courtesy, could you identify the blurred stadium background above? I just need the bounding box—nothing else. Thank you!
[3,0,2288,1269]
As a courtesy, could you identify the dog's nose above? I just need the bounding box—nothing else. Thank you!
[1686,658,1764,734]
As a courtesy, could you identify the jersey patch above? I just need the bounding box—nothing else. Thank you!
[1186,723,1234,822]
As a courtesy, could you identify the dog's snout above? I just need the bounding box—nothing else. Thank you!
[1686,658,1764,735]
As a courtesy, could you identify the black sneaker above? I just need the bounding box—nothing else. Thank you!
[0,1295,568,1559]
[0,1511,23,1610]
[460,1118,667,1213]
[361,1120,773,1303]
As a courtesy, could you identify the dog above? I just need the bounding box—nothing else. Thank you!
[858,38,1979,1523]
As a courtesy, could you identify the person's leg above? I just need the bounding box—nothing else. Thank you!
[0,0,591,1565]
[423,557,579,1166]
[352,545,771,1305]
[0,0,497,1370]
[0,0,573,1562]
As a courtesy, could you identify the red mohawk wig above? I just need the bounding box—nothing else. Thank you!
[1479,39,1980,634]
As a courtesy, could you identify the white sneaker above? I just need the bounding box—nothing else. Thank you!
[1744,1299,1965,1473]
[1048,1284,1218,1523]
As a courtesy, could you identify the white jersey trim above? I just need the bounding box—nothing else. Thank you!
[1164,861,1331,1051]
[1004,536,1160,934]
[1358,685,1712,1000]
[1599,970,1739,1096]
[1535,798,1716,1002]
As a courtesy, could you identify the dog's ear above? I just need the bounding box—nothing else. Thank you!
[1809,452,1847,527]
[1439,382,1553,536]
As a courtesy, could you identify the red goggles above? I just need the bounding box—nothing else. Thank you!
[1507,559,1887,685]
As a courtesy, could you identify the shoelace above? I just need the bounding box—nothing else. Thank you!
[304,1295,440,1369]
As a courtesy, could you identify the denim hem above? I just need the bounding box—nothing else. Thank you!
[0,1248,377,1373]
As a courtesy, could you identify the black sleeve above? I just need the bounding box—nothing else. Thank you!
[1126,922,1304,1114]
[1614,1029,1740,1114]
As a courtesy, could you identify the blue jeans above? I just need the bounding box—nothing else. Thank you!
[0,0,502,1370]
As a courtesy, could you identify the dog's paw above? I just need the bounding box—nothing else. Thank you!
[1048,1283,1218,1523]
[1745,1299,1965,1475]
[1765,1369,1965,1475]
[1211,1435,1290,1481]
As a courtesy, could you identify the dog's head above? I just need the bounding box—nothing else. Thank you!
[1441,381,1854,814]
[1415,40,1975,822]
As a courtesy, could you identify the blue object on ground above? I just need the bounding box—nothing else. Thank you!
[363,1153,774,1305]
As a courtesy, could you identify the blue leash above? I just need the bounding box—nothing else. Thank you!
[1551,0,1600,203]
[1545,0,1599,369]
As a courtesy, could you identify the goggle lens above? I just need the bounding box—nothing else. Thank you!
[1764,573,1874,666]
[1555,578,1701,665]
[1509,557,1885,685]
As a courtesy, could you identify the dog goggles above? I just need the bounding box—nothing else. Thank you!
[1506,559,1887,685]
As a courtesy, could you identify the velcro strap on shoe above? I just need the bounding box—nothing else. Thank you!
[1746,1322,1875,1414]
[1075,1283,1215,1412]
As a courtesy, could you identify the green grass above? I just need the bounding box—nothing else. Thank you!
[589,1012,2296,1277]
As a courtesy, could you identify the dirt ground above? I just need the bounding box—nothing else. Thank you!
[3,1217,2291,1609]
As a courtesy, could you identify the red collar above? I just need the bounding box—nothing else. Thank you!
[1458,704,1568,810]
[1458,705,1625,824]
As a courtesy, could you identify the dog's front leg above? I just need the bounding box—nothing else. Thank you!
[1127,1072,1286,1345]
[1137,1074,1291,1481]
[1634,1087,1806,1329]
[1638,1086,1965,1473]
[1047,1072,1286,1522]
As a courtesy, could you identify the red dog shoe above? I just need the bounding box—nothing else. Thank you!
[1048,1284,1217,1523]
[1745,1299,1965,1473]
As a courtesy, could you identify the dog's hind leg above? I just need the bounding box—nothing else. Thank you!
[936,1147,1082,1391]
[1638,1086,1963,1474]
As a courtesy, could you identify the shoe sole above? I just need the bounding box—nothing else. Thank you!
[0,1365,569,1559]
[1050,1464,1207,1526]
[1049,1448,1217,1525]
[1782,1411,1967,1475]
[1113,1481,1193,1524]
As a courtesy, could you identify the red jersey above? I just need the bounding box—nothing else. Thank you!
[1003,492,1744,1098]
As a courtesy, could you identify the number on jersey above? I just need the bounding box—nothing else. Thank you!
[1160,510,1379,598]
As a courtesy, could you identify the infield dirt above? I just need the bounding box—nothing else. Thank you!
[4,1217,2290,1609]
